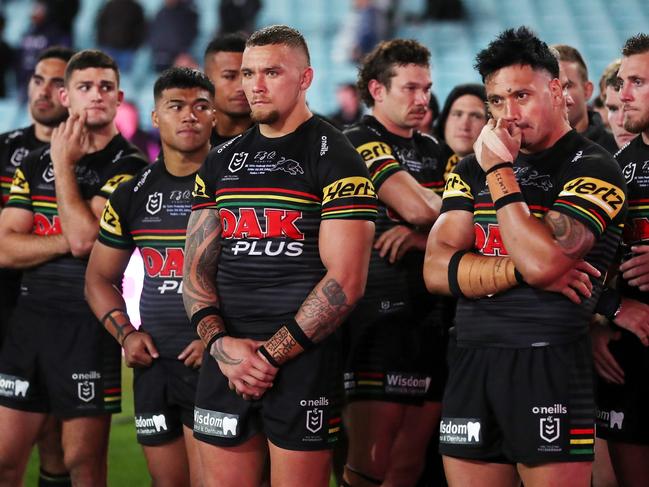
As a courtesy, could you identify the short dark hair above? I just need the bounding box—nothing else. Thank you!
[552,44,588,81]
[204,32,247,61]
[246,25,310,66]
[153,67,215,101]
[64,49,119,86]
[622,33,649,56]
[37,46,75,65]
[474,27,559,82]
[357,39,431,107]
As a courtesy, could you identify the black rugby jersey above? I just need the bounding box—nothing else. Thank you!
[0,125,45,205]
[343,115,445,314]
[98,159,198,357]
[615,135,649,304]
[6,134,147,306]
[441,130,627,347]
[192,116,377,337]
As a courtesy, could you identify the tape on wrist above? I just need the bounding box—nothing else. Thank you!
[448,249,470,298]
[190,306,221,330]
[473,125,515,165]
[494,192,525,210]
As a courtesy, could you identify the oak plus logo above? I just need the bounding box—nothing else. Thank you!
[0,373,30,398]
[439,418,481,445]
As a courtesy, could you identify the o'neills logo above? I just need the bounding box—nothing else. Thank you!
[300,397,329,407]
[71,371,101,381]
[532,403,567,415]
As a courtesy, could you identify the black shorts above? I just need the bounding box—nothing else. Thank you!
[596,329,649,444]
[194,334,343,451]
[133,357,199,446]
[342,306,447,404]
[439,336,594,464]
[0,297,122,417]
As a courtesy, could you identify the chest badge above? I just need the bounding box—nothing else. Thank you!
[228,152,249,173]
[146,192,163,215]
[623,162,636,183]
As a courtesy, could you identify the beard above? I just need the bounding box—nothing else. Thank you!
[251,108,280,125]
[624,112,649,134]
[31,109,68,128]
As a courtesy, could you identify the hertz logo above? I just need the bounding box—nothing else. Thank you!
[193,174,208,198]
[443,173,473,199]
[356,141,393,166]
[10,168,29,195]
[100,201,122,235]
[322,177,376,204]
[101,173,133,195]
[559,177,624,218]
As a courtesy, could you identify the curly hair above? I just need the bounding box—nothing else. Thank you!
[474,27,559,82]
[357,39,430,107]
[622,33,649,56]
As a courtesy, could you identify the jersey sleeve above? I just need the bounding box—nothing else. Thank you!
[98,182,134,250]
[5,150,38,212]
[191,151,219,211]
[95,155,147,199]
[552,151,627,237]
[440,156,476,214]
[344,126,404,191]
[318,131,378,221]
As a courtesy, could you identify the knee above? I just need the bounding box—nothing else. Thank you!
[62,443,107,474]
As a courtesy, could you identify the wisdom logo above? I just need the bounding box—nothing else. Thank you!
[0,374,29,398]
[439,418,481,445]
[135,414,168,435]
[600,410,625,430]
[385,373,431,396]
[193,407,239,438]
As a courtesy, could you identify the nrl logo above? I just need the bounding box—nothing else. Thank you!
[306,408,323,433]
[42,164,55,183]
[539,416,560,443]
[228,152,248,173]
[623,162,637,183]
[146,192,163,215]
[78,380,95,403]
[10,147,29,167]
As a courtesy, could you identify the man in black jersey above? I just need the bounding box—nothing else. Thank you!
[183,25,376,487]
[341,39,446,487]
[203,32,254,146]
[0,45,74,487]
[424,27,626,487]
[0,50,146,486]
[85,67,214,487]
[593,34,649,487]
[552,44,617,153]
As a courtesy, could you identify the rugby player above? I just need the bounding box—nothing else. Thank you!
[85,67,215,487]
[341,39,446,487]
[424,27,626,487]
[0,49,146,486]
[203,32,253,146]
[183,25,377,487]
[0,45,74,487]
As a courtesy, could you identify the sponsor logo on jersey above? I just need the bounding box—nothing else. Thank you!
[571,150,583,163]
[559,177,625,218]
[356,141,392,165]
[322,176,375,204]
[443,173,473,199]
[384,373,431,396]
[531,403,567,415]
[141,247,184,278]
[193,174,209,198]
[228,152,248,172]
[320,136,329,156]
[268,157,304,176]
[135,414,168,435]
[474,223,508,256]
[10,168,30,194]
[42,164,55,183]
[10,147,29,167]
[193,407,239,437]
[101,173,134,195]
[100,201,122,235]
[220,208,304,240]
[33,214,62,236]
[623,162,636,183]
[439,418,481,445]
[133,167,152,193]
[299,397,329,407]
[146,192,163,215]
[0,373,30,398]
[597,409,625,430]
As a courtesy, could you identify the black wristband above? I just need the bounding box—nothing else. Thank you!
[258,345,280,367]
[190,306,221,330]
[494,192,525,210]
[206,331,227,351]
[595,287,622,321]
[285,318,314,350]
[485,162,513,176]
[100,307,127,326]
[448,249,469,298]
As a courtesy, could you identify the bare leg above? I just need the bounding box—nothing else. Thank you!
[608,441,649,487]
[592,438,618,487]
[443,456,520,487]
[142,436,190,487]
[198,433,267,487]
[268,440,332,487]
[0,406,47,487]
[518,461,592,487]
[60,415,111,487]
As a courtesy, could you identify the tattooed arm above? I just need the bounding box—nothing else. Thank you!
[259,219,375,366]
[85,241,159,366]
[183,208,276,398]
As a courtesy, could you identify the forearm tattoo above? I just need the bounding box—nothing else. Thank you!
[296,278,352,343]
[211,337,242,365]
[545,210,594,259]
[101,309,131,344]
[183,209,222,318]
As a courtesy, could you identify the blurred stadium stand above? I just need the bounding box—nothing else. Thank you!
[1,0,648,133]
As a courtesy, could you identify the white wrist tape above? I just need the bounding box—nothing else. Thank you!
[473,125,515,164]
